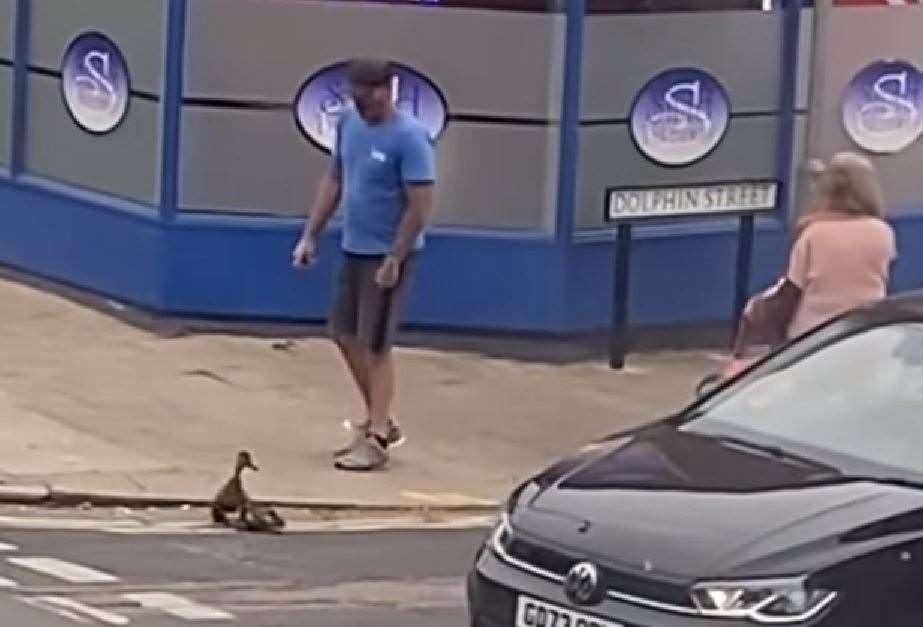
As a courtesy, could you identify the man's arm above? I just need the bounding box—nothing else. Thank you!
[303,170,342,240]
[374,183,432,288]
[300,114,347,243]
[390,184,434,262]
[293,170,341,267]
[374,128,435,287]
[390,127,437,262]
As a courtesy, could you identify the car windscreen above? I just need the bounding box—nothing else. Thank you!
[683,323,923,476]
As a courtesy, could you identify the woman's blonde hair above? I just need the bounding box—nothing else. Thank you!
[811,151,886,218]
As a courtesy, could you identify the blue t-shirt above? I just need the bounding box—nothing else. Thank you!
[332,110,436,256]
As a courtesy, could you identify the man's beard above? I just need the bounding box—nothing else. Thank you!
[354,98,386,124]
[354,98,368,119]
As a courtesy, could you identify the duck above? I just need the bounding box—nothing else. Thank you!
[211,450,259,525]
[211,450,286,533]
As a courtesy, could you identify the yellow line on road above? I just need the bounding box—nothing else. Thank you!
[401,491,496,507]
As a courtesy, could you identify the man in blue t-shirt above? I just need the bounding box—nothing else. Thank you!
[293,59,436,471]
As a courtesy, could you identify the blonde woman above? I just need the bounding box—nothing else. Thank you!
[719,152,897,380]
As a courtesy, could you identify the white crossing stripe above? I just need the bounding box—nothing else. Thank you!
[7,557,120,583]
[19,597,90,623]
[0,513,494,535]
[0,576,19,588]
[36,597,129,625]
[0,542,19,552]
[123,592,233,621]
[0,516,143,531]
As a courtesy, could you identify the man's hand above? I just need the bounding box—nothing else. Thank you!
[375,255,401,289]
[295,171,341,269]
[292,236,317,269]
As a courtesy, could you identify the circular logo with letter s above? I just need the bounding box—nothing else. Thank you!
[843,59,923,154]
[631,68,731,167]
[294,61,448,153]
[61,32,130,135]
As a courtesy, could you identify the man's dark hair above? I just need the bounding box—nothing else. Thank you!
[346,58,394,88]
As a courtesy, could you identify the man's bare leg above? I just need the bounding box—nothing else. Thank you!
[334,334,371,417]
[366,350,395,441]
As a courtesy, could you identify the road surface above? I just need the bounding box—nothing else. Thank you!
[0,514,486,626]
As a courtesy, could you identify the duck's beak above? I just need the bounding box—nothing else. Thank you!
[249,463,260,471]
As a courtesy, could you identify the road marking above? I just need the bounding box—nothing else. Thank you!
[19,596,90,623]
[5,578,296,596]
[124,592,233,621]
[0,576,19,588]
[281,515,496,534]
[106,521,234,536]
[0,541,19,552]
[401,490,496,506]
[7,557,120,583]
[0,516,143,531]
[36,597,129,625]
[0,514,494,535]
[217,576,466,611]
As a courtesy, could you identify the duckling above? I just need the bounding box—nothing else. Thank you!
[239,503,286,534]
[211,450,259,526]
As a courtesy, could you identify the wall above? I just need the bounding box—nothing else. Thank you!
[0,180,163,308]
[554,5,815,330]
[0,0,14,170]
[24,0,167,203]
[179,0,565,232]
[576,10,781,231]
[0,1,921,335]
[806,4,923,214]
[0,68,11,171]
[575,7,815,232]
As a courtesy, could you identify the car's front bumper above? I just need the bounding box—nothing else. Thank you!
[467,547,835,627]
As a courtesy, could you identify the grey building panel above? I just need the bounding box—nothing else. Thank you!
[0,0,14,61]
[789,113,810,220]
[581,10,782,121]
[795,8,814,112]
[29,0,166,95]
[575,116,778,230]
[433,122,559,231]
[184,0,565,121]
[805,6,923,213]
[179,107,558,230]
[25,74,161,203]
[179,107,321,217]
[0,66,10,168]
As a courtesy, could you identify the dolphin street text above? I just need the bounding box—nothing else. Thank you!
[607,181,778,221]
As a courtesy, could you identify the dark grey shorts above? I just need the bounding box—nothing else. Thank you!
[329,253,415,353]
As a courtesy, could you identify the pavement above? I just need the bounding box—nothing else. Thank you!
[0,524,484,625]
[0,275,717,510]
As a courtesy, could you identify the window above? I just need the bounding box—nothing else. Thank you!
[687,324,923,476]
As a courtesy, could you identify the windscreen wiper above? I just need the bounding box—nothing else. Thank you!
[714,436,836,471]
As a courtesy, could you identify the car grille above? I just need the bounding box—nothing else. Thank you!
[507,537,695,610]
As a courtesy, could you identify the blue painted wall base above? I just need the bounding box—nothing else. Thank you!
[2,179,922,333]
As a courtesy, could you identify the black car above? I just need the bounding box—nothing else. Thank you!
[468,294,923,627]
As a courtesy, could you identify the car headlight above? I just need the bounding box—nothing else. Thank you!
[488,512,513,557]
[691,577,836,623]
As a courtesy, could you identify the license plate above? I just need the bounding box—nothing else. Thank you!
[515,596,623,627]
